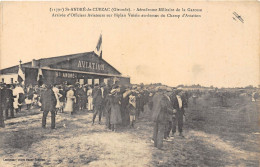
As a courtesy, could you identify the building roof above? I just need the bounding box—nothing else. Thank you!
[0,51,121,75]
[28,52,87,68]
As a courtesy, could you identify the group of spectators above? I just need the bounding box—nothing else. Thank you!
[0,81,189,150]
[38,82,150,130]
[1,81,258,150]
[0,83,29,127]
[150,87,189,149]
[0,82,150,130]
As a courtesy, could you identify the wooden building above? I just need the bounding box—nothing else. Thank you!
[0,51,130,86]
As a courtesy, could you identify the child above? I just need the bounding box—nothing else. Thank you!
[128,93,136,128]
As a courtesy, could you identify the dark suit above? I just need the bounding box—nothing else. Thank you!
[72,87,81,114]
[105,94,112,129]
[171,94,187,134]
[121,92,130,126]
[101,86,109,114]
[5,88,15,118]
[152,93,173,149]
[41,88,57,129]
[92,87,103,124]
[0,88,5,127]
[79,88,87,110]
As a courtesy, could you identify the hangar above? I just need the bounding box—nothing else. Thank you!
[0,51,130,86]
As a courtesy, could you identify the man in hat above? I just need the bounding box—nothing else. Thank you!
[171,90,187,137]
[100,82,109,113]
[119,85,129,126]
[41,84,57,129]
[136,89,145,119]
[72,82,81,115]
[151,87,174,149]
[80,84,88,111]
[92,83,103,125]
[105,93,112,129]
[5,84,15,119]
[77,84,85,111]
[163,87,175,141]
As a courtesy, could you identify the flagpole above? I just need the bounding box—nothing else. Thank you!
[18,60,25,85]
[100,37,103,59]
[94,33,102,58]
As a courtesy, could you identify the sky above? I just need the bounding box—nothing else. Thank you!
[1,1,259,87]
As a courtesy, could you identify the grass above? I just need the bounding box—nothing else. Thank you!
[0,94,259,166]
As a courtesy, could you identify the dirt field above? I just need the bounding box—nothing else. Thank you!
[0,95,259,167]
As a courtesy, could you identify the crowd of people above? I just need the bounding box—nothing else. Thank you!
[1,81,258,149]
[0,82,152,130]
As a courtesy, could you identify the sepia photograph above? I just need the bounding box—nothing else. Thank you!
[0,1,259,166]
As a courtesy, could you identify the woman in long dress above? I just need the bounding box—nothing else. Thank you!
[87,86,93,111]
[110,92,122,132]
[64,86,75,113]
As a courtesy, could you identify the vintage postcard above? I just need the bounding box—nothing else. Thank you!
[0,1,259,166]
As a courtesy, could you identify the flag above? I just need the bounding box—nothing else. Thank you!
[94,34,102,57]
[37,68,43,85]
[100,50,102,58]
[17,65,25,83]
